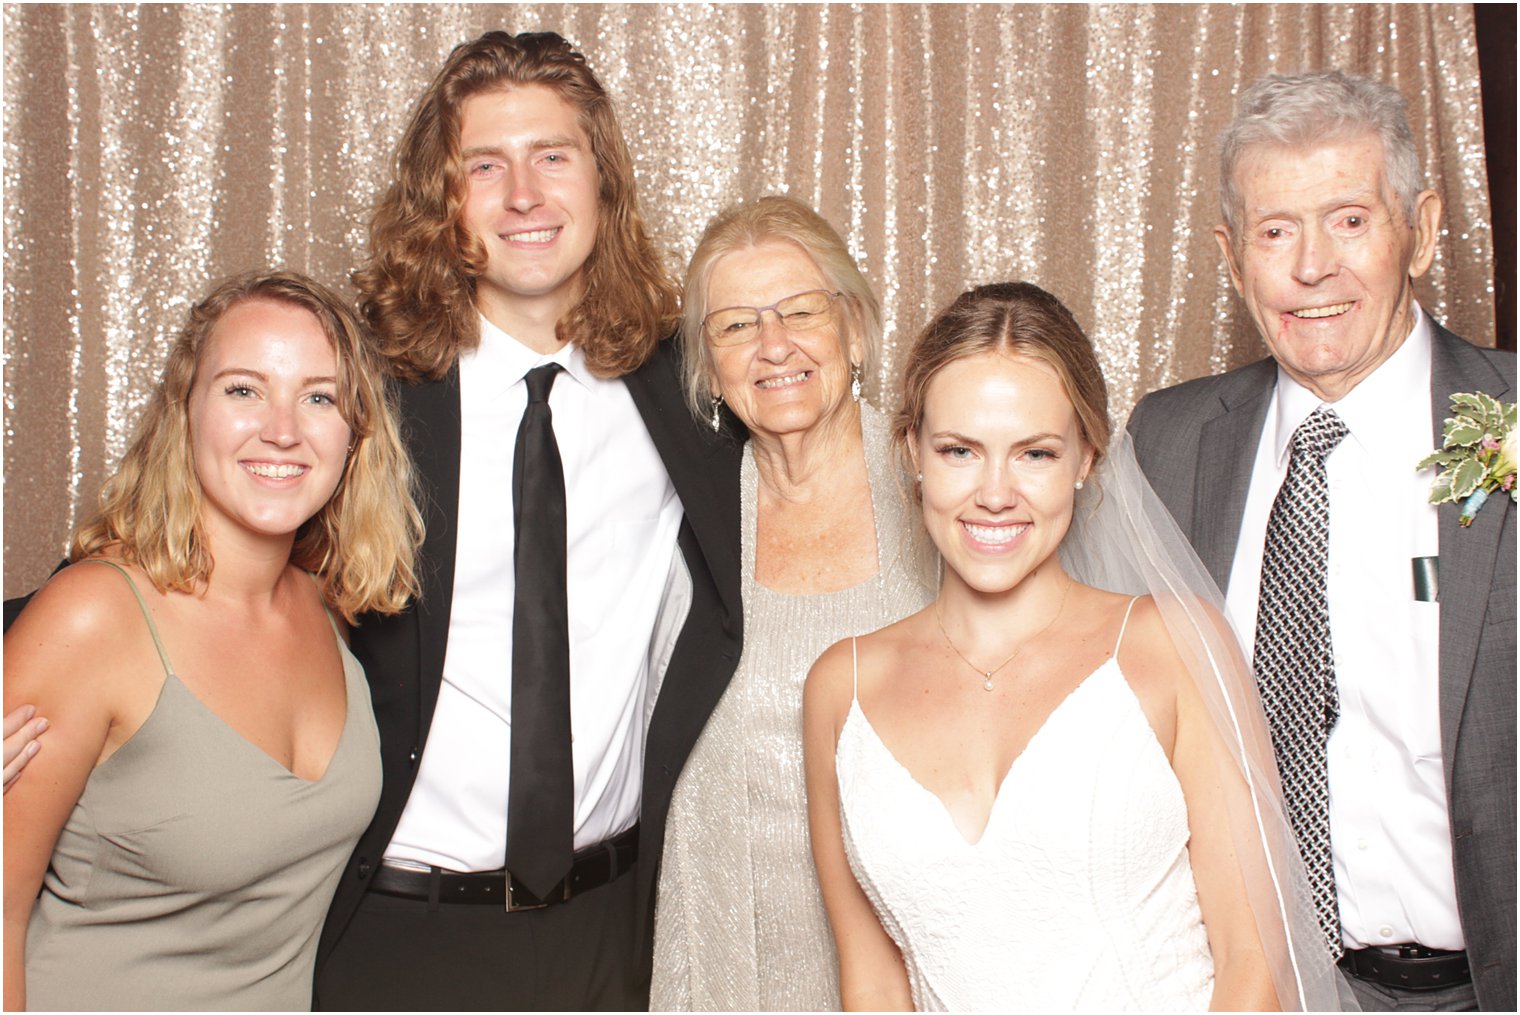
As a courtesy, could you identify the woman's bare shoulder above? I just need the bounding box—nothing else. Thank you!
[811,607,923,677]
[805,635,860,710]
[1105,592,1198,722]
[1113,595,1186,666]
[5,559,159,689]
[1057,584,1142,654]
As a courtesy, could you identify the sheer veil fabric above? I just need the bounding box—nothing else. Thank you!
[1059,432,1345,1012]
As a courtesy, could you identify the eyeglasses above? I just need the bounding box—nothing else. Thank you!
[702,289,843,346]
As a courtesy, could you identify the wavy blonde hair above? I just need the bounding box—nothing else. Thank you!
[354,30,679,383]
[71,270,423,621]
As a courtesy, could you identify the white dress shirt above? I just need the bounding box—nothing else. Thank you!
[1225,308,1462,951]
[385,316,684,872]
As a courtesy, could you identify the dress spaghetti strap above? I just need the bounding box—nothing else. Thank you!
[305,571,345,641]
[83,560,176,677]
[1112,595,1143,658]
[850,636,860,703]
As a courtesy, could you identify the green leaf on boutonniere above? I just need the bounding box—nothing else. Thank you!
[1422,393,1516,516]
[1417,449,1466,470]
[1453,391,1502,420]
[1444,416,1485,446]
[1451,457,1486,499]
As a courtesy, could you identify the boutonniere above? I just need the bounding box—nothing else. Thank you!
[1417,392,1517,527]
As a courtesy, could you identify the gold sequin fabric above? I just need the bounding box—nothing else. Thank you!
[3,5,1493,595]
[652,405,934,1010]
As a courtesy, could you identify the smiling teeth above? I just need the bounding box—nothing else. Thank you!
[246,463,306,479]
[1290,302,1353,319]
[758,372,809,389]
[504,228,558,243]
[963,522,1027,545]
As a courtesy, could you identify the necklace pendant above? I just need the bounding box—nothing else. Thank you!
[983,674,995,692]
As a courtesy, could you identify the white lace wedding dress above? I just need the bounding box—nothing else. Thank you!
[836,603,1216,1011]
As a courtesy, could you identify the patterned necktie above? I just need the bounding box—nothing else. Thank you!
[1253,406,1350,959]
[506,363,573,899]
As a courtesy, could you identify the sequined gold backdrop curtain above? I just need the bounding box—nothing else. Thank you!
[3,4,1494,596]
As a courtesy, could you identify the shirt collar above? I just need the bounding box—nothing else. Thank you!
[1269,302,1433,469]
[475,313,591,393]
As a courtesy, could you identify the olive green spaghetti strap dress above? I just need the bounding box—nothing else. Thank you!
[23,561,381,1011]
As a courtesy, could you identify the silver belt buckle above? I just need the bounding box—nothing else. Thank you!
[504,872,570,912]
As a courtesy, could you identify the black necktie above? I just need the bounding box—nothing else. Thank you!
[1253,406,1350,958]
[506,363,573,898]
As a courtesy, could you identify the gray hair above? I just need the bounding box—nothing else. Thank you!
[1219,70,1423,235]
[679,195,882,422]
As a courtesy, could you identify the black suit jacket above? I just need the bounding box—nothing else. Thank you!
[314,338,743,983]
[1128,320,1516,1009]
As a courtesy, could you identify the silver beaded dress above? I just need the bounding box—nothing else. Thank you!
[651,404,934,1011]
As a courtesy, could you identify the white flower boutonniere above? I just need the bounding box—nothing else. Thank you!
[1417,392,1517,527]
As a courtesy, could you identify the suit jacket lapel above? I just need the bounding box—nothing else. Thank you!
[1193,361,1276,591]
[622,343,743,626]
[1429,322,1512,771]
[398,367,463,729]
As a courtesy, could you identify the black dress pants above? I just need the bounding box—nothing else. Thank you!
[314,860,644,1012]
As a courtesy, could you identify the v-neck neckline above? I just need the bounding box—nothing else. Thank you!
[848,657,1119,846]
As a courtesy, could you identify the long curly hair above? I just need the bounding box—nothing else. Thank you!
[355,30,678,382]
[71,270,423,621]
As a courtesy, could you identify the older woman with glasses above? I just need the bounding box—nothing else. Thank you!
[650,197,933,1011]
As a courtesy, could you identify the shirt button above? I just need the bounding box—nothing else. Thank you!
[1357,838,1369,851]
[1379,926,1394,939]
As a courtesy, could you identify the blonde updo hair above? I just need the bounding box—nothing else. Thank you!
[893,281,1110,478]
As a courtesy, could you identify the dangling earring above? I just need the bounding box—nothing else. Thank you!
[709,395,724,433]
[850,363,863,402]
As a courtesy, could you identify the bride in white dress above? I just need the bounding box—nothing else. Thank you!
[804,282,1342,1012]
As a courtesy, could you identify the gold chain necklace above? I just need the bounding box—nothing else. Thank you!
[935,579,1072,691]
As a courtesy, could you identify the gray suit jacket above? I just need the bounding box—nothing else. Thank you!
[1128,320,1516,1010]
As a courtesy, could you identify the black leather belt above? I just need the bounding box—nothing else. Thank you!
[371,825,638,911]
[1338,945,1470,991]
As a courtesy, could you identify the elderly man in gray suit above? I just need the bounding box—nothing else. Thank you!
[1130,70,1515,1011]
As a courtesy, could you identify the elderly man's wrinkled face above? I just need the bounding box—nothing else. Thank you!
[1215,133,1441,402]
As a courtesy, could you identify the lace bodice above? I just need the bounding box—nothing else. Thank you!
[837,624,1215,1011]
